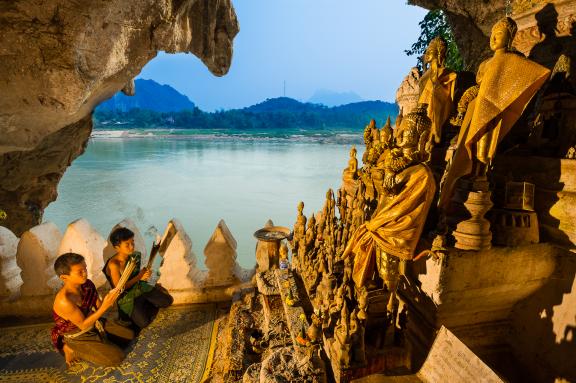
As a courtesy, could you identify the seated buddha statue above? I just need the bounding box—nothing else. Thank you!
[343,105,436,315]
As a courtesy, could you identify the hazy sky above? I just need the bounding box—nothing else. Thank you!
[139,1,427,111]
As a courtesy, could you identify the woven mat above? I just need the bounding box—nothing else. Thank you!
[0,304,218,383]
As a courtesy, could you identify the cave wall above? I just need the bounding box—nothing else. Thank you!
[0,0,239,233]
[408,0,576,72]
[0,115,92,236]
[0,0,238,155]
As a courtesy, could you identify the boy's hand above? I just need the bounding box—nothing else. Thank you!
[139,268,152,281]
[102,288,121,310]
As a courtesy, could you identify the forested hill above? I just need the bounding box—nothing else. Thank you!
[97,79,195,113]
[95,93,398,131]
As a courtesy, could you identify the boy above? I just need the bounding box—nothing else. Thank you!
[51,253,132,367]
[104,227,173,329]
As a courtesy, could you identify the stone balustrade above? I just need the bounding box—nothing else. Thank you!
[0,217,256,318]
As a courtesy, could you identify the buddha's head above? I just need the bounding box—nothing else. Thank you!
[308,214,316,227]
[350,146,357,158]
[380,117,393,147]
[424,36,447,67]
[490,17,517,52]
[394,104,432,165]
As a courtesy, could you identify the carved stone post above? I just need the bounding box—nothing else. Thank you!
[0,227,23,301]
[58,218,107,288]
[158,219,204,290]
[16,222,62,296]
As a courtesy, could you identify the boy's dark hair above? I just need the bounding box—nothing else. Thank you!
[110,227,135,247]
[54,253,85,276]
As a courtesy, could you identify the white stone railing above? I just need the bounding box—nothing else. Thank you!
[0,217,255,317]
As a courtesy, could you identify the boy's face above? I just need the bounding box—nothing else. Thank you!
[115,237,135,256]
[61,262,88,285]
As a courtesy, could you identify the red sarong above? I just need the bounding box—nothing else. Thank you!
[51,279,99,352]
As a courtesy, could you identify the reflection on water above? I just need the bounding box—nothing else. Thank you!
[44,137,361,268]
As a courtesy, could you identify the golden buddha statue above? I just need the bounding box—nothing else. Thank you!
[342,146,359,198]
[418,36,457,149]
[439,17,551,210]
[343,105,436,313]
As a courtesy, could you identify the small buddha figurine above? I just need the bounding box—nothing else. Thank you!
[362,121,375,164]
[305,214,317,251]
[439,17,551,210]
[418,36,457,149]
[279,243,289,270]
[380,116,393,148]
[292,201,307,253]
[349,309,366,365]
[343,146,360,198]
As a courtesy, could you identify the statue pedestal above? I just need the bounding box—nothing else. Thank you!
[400,243,557,375]
[452,178,493,251]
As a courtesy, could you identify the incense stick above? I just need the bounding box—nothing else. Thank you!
[115,259,137,292]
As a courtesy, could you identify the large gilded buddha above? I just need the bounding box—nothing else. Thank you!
[439,17,551,209]
[343,105,436,311]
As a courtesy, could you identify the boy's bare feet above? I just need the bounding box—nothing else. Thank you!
[63,344,78,368]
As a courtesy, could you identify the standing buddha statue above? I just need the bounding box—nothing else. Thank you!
[418,36,457,150]
[439,16,551,210]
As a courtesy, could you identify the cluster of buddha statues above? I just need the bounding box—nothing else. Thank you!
[288,15,556,372]
[290,100,436,368]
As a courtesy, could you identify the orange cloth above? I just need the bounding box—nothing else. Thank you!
[438,52,550,209]
[343,163,436,288]
[418,67,457,144]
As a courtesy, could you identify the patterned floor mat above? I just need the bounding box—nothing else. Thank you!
[0,304,218,383]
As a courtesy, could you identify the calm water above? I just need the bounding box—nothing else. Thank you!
[44,135,362,268]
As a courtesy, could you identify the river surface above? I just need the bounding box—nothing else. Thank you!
[44,131,363,268]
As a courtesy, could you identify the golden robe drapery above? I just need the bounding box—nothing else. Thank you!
[418,67,457,144]
[438,52,550,209]
[343,163,436,288]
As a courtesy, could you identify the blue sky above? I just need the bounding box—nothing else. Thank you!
[139,1,427,111]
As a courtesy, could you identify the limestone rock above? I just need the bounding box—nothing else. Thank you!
[0,0,239,236]
[395,67,421,116]
[0,0,239,155]
[121,78,136,97]
[16,222,62,296]
[58,218,107,288]
[102,218,147,264]
[407,0,574,72]
[0,115,92,236]
[158,219,204,290]
[204,219,241,287]
[0,227,23,300]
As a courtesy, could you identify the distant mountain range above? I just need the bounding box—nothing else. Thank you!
[243,97,398,121]
[97,79,195,113]
[308,89,364,107]
[94,80,399,131]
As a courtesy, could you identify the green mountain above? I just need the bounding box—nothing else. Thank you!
[94,96,398,131]
[97,79,195,113]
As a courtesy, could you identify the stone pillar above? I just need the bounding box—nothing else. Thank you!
[0,226,23,301]
[158,219,204,291]
[16,222,62,296]
[255,219,278,272]
[102,218,147,264]
[58,218,107,288]
[395,67,421,116]
[204,219,241,287]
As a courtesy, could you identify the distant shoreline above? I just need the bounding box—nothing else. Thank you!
[90,128,364,144]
